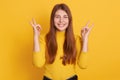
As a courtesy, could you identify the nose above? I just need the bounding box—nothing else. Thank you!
[59,18,64,23]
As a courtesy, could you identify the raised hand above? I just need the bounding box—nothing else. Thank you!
[81,21,94,40]
[30,18,42,36]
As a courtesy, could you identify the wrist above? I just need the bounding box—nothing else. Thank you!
[82,37,88,42]
[82,37,88,52]
[34,33,40,37]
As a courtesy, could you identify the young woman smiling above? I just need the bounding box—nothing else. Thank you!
[30,3,93,80]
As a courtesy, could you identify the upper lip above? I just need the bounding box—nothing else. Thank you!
[58,23,65,25]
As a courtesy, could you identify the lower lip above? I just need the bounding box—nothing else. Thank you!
[58,25,65,27]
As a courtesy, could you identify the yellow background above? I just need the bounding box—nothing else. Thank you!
[0,0,120,80]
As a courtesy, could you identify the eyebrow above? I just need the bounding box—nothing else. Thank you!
[64,15,68,17]
[55,14,68,17]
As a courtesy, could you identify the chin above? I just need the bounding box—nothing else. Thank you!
[56,26,68,31]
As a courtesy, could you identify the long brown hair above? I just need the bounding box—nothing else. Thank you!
[46,3,76,65]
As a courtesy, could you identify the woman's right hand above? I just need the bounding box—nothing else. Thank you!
[30,18,42,36]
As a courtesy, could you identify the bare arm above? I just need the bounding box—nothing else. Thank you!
[30,18,45,68]
[81,21,94,52]
[30,18,42,52]
[77,21,94,69]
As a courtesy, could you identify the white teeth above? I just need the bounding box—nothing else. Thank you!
[58,24,65,27]
[59,25,64,27]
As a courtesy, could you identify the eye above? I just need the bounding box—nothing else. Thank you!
[55,15,60,18]
[64,15,68,18]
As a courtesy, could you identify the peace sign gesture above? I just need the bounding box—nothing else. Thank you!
[81,21,94,40]
[30,18,42,36]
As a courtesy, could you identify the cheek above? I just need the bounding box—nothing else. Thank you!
[54,19,58,27]
[65,18,69,23]
[66,20,69,25]
[54,18,59,24]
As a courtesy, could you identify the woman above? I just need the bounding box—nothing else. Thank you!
[30,3,93,80]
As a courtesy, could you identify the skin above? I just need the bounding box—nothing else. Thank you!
[30,10,94,53]
[54,9,69,31]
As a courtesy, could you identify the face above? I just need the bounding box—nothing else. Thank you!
[54,9,69,31]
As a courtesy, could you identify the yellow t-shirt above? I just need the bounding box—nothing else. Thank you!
[33,31,88,80]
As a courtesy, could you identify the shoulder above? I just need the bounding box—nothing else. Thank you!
[74,34,82,41]
[39,34,46,39]
[39,34,46,43]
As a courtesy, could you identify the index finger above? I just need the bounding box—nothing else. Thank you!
[32,18,37,25]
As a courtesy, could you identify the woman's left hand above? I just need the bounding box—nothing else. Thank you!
[81,21,94,40]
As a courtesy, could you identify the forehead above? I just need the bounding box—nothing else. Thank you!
[55,9,68,15]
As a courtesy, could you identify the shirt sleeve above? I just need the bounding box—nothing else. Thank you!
[33,35,46,68]
[75,35,88,69]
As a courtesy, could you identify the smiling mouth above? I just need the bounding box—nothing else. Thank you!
[58,24,66,27]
